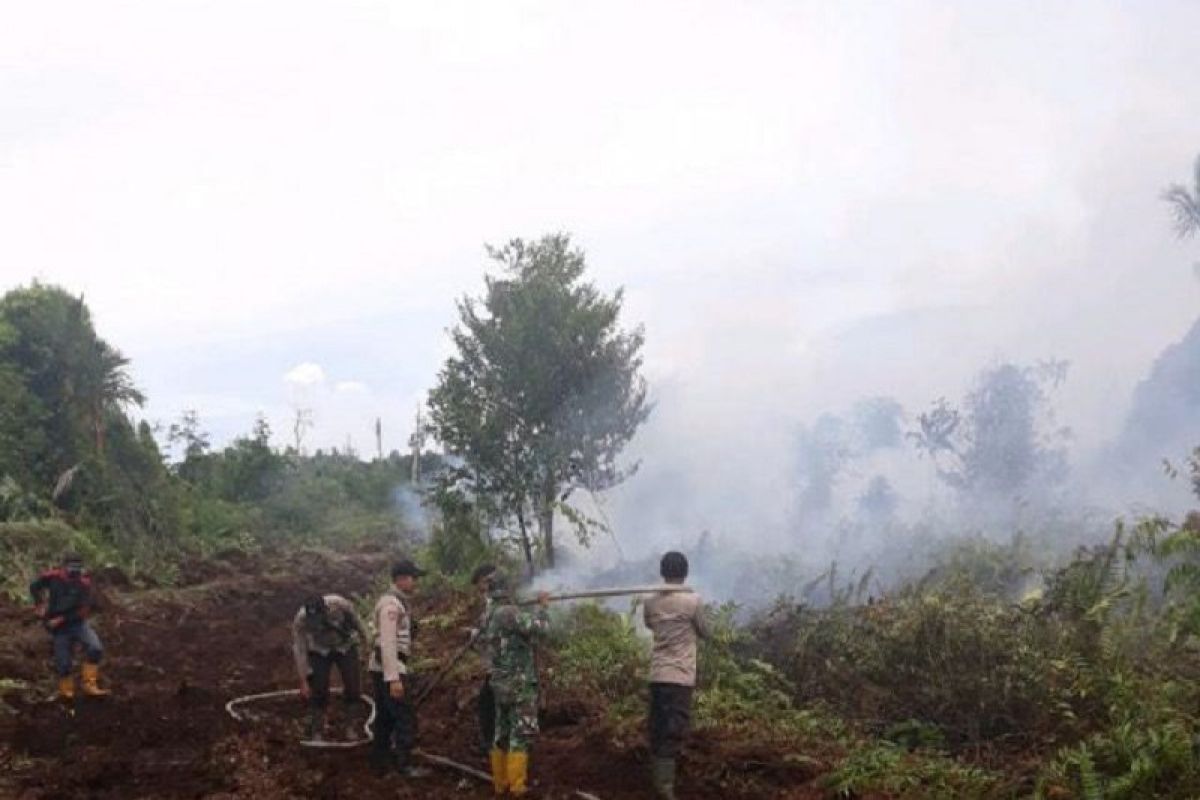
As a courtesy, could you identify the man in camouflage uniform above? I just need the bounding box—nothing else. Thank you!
[484,575,550,797]
[292,593,368,740]
[368,559,426,777]
[470,563,499,754]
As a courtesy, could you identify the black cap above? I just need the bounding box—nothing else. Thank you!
[391,559,427,579]
[303,594,328,617]
[470,563,497,585]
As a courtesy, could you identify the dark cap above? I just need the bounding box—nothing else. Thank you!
[470,563,497,585]
[489,572,519,600]
[391,559,427,579]
[303,594,328,617]
[62,552,83,566]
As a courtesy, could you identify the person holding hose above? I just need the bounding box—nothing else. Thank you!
[484,574,550,796]
[30,552,110,700]
[292,593,368,740]
[643,551,709,800]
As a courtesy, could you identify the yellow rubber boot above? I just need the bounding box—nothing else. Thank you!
[57,676,75,701]
[80,663,110,697]
[489,749,508,795]
[506,751,529,796]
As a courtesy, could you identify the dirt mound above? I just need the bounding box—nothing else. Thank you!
[0,548,824,799]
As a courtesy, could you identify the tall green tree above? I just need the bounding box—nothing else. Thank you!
[0,283,144,485]
[428,234,650,571]
[1163,154,1200,239]
[0,283,173,540]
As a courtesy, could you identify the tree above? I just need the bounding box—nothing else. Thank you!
[74,333,145,455]
[213,414,284,503]
[795,396,905,523]
[0,283,142,483]
[795,414,852,518]
[428,234,650,571]
[0,283,176,542]
[857,475,898,521]
[168,410,213,486]
[910,360,1071,506]
[1163,154,1200,239]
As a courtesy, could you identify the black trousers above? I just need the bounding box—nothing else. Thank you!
[308,646,361,709]
[478,675,496,749]
[649,682,693,758]
[371,672,417,766]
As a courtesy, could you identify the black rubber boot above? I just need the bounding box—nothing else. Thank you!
[369,748,392,777]
[652,757,677,800]
[305,708,325,741]
[341,703,361,740]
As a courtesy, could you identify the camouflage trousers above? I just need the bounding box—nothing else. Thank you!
[492,686,539,753]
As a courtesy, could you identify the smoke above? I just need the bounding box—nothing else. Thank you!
[555,329,1200,607]
[392,485,431,540]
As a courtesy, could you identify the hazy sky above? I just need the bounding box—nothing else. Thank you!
[3,1,1199,546]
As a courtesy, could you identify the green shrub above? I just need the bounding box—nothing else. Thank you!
[547,602,648,721]
[1036,721,1200,799]
[0,520,116,600]
[824,741,1001,799]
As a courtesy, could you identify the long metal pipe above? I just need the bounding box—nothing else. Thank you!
[517,584,694,605]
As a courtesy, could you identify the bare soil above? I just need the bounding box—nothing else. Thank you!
[0,547,824,799]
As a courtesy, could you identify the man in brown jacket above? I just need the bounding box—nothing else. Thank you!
[643,551,708,800]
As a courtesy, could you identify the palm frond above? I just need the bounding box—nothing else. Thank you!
[1162,184,1200,239]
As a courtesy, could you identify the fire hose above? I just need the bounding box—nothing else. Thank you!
[224,586,688,790]
[224,690,600,798]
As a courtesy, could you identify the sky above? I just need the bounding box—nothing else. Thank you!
[3,1,1199,555]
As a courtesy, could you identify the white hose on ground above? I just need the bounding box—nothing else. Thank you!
[224,688,374,748]
[225,688,604,798]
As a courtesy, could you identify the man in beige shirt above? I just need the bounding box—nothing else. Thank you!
[292,593,368,741]
[643,551,708,800]
[368,559,426,777]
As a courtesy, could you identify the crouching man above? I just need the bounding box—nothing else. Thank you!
[368,559,427,777]
[485,575,550,797]
[644,551,709,800]
[30,552,109,700]
[293,593,368,740]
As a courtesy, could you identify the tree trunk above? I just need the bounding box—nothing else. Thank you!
[92,404,105,456]
[516,507,535,576]
[539,494,555,569]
